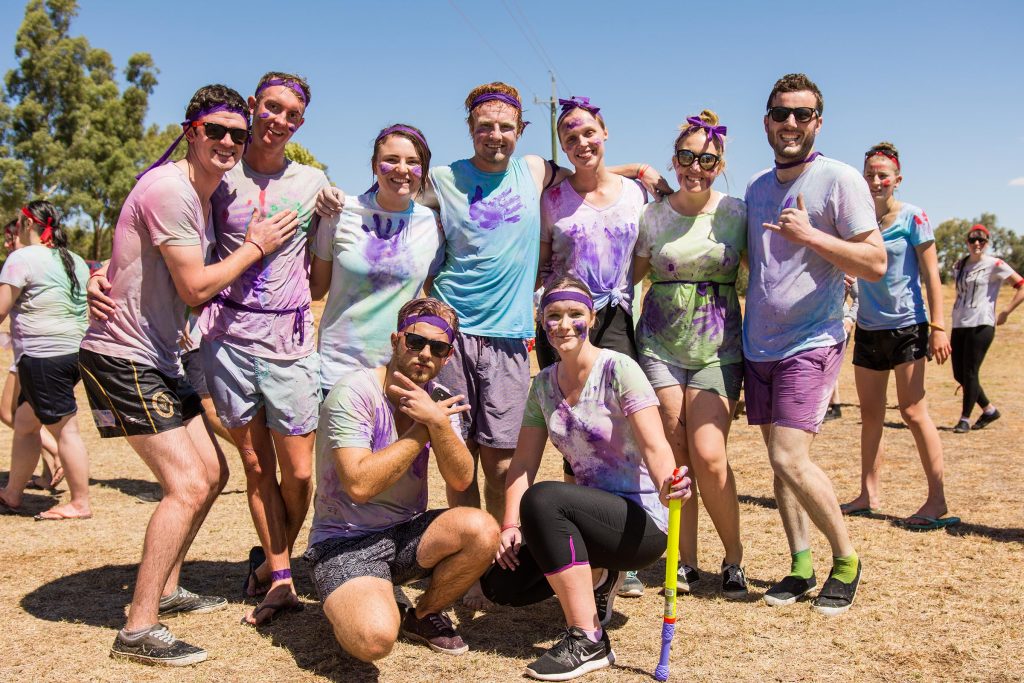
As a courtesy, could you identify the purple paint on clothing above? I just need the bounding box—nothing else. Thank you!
[361,213,406,240]
[692,292,728,340]
[468,185,523,230]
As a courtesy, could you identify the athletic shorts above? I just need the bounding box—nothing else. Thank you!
[180,349,209,397]
[744,341,845,434]
[303,509,444,602]
[638,354,744,401]
[535,303,637,370]
[201,337,320,435]
[78,347,203,438]
[17,352,80,425]
[853,323,929,371]
[435,332,530,449]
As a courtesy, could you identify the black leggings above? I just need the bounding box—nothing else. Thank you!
[480,481,668,607]
[950,325,995,418]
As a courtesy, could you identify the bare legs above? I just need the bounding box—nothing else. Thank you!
[445,442,512,521]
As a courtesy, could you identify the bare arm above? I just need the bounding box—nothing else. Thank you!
[997,280,1024,325]
[626,405,692,506]
[495,425,548,569]
[607,163,672,199]
[916,242,950,363]
[424,415,474,491]
[524,155,569,195]
[0,283,21,324]
[309,255,332,301]
[632,254,651,285]
[536,240,553,290]
[333,425,431,504]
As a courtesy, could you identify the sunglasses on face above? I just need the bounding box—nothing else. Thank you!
[767,106,820,123]
[403,332,453,357]
[675,149,721,171]
[191,121,249,145]
[968,236,988,245]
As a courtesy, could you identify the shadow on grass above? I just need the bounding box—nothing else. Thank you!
[90,477,247,500]
[737,494,777,510]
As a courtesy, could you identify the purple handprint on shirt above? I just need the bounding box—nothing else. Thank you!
[468,185,523,230]
[362,213,406,240]
[692,289,727,340]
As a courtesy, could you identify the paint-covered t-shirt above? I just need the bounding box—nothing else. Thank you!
[540,177,646,314]
[309,368,461,545]
[743,156,877,361]
[857,203,933,331]
[429,157,540,338]
[0,245,89,362]
[521,349,666,532]
[635,195,746,369]
[312,192,444,392]
[952,254,1022,328]
[199,159,329,360]
[81,163,205,377]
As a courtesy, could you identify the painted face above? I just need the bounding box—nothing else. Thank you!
[249,85,305,149]
[764,90,822,163]
[542,291,595,353]
[672,132,722,194]
[469,100,520,168]
[392,321,452,384]
[186,110,247,175]
[863,156,901,201]
[558,110,607,171]
[375,135,423,206]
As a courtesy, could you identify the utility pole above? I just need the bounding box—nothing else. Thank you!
[533,71,557,162]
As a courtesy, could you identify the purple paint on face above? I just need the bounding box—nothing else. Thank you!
[589,138,602,146]
[468,185,523,230]
[287,123,296,132]
[565,117,584,130]
[258,112,271,119]
[410,165,422,178]
[572,320,588,342]
[379,162,396,175]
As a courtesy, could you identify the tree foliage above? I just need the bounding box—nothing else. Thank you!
[285,141,328,175]
[933,212,1024,282]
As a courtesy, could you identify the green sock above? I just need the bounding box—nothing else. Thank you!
[788,549,813,579]
[832,553,859,584]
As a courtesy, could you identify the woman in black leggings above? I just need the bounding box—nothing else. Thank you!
[480,276,689,681]
[950,225,1024,432]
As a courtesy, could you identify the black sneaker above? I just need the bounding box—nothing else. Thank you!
[823,404,841,421]
[953,419,971,434]
[721,563,748,600]
[524,627,615,681]
[763,574,817,607]
[110,623,207,666]
[594,570,624,627]
[400,609,468,655]
[158,587,228,617]
[972,409,1001,430]
[677,565,700,593]
[811,561,862,616]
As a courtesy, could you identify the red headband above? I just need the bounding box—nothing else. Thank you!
[20,207,54,246]
[866,150,900,170]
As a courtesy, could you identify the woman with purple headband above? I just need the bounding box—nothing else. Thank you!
[311,123,444,396]
[479,276,690,681]
[632,109,749,599]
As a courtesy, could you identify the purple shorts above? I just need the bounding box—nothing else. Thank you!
[744,341,845,433]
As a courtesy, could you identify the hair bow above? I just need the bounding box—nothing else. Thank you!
[684,116,727,147]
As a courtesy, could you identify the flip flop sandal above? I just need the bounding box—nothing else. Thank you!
[840,504,879,517]
[242,545,270,600]
[242,598,304,627]
[33,509,92,521]
[901,515,961,532]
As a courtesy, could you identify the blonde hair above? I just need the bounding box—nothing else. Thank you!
[673,109,726,173]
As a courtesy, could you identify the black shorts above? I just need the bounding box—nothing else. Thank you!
[303,509,445,603]
[78,347,203,438]
[17,352,81,425]
[853,323,930,371]
[181,349,209,397]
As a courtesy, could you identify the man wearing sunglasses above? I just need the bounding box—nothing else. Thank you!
[742,73,886,616]
[79,84,299,666]
[306,297,499,661]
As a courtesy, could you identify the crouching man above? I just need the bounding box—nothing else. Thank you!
[305,297,499,660]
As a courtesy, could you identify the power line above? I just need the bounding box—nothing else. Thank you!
[503,0,572,95]
[447,0,539,100]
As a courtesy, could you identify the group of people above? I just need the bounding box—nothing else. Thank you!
[1,70,1021,681]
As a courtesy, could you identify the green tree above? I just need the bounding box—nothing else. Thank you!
[285,141,328,175]
[933,213,1024,282]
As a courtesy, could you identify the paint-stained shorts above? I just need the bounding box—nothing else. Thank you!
[304,509,445,602]
[638,354,744,401]
[79,348,203,438]
[744,341,845,434]
[17,352,81,425]
[201,337,320,435]
[434,332,531,449]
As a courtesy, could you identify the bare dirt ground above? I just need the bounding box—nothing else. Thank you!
[2,284,1022,682]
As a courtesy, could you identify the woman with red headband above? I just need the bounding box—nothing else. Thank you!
[0,200,92,520]
[841,141,956,531]
[950,223,1024,434]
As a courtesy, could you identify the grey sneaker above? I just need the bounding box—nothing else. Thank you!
[158,587,228,618]
[110,623,207,666]
[401,609,468,655]
[617,570,644,598]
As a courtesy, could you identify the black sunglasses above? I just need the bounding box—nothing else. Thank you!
[191,121,249,145]
[403,332,453,357]
[767,106,820,123]
[968,236,988,245]
[675,149,721,171]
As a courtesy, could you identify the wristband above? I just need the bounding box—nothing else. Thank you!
[244,239,266,259]
[500,523,520,532]
[270,568,292,582]
[637,164,649,181]
[928,323,945,332]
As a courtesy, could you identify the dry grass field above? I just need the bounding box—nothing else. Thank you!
[2,284,1022,682]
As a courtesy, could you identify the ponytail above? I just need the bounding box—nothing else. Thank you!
[21,200,80,299]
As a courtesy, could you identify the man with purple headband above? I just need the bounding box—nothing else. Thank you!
[305,296,498,661]
[79,84,298,665]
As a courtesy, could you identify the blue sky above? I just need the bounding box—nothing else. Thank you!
[2,0,1022,230]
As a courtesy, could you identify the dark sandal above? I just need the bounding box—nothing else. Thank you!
[242,545,270,600]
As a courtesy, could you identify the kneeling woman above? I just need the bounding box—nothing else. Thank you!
[481,276,690,681]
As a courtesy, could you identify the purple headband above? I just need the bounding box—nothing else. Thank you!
[682,116,727,149]
[557,96,601,126]
[136,103,248,180]
[255,78,307,103]
[541,290,594,311]
[469,92,530,129]
[399,315,455,343]
[376,125,430,152]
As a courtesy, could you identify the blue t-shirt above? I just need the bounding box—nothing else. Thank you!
[743,156,877,361]
[857,203,933,331]
[429,157,540,338]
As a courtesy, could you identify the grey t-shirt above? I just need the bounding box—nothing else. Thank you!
[952,255,1022,328]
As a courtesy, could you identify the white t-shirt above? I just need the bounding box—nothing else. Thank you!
[952,254,1022,328]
